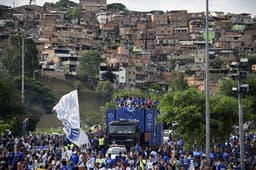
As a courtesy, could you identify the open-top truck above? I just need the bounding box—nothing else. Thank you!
[106,105,163,147]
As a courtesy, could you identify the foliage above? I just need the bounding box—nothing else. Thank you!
[148,83,161,93]
[102,100,116,113]
[169,72,188,92]
[160,88,205,148]
[0,76,25,134]
[67,7,81,20]
[1,34,39,78]
[244,75,256,96]
[107,3,127,12]
[160,87,242,149]
[73,80,83,92]
[13,77,56,114]
[55,0,78,10]
[0,118,17,134]
[244,75,256,117]
[78,51,105,80]
[218,75,256,117]
[95,81,114,102]
[4,21,14,28]
[211,57,223,69]
[210,95,238,142]
[102,69,116,83]
[246,55,256,70]
[113,89,146,99]
[218,78,236,97]
[0,76,24,118]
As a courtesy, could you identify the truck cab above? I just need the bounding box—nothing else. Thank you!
[107,120,140,147]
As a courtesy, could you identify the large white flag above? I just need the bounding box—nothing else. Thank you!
[53,90,90,147]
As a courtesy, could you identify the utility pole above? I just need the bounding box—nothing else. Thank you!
[22,37,25,104]
[205,0,210,164]
[230,58,249,170]
[238,78,245,170]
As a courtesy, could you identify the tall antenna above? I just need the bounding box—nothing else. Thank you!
[13,0,15,8]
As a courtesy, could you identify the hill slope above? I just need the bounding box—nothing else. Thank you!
[36,78,103,130]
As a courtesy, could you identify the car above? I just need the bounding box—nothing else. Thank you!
[105,145,127,159]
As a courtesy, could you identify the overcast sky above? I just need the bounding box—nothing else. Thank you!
[0,0,255,16]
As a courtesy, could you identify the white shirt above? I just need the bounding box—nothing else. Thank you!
[87,156,96,169]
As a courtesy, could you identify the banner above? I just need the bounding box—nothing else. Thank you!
[53,90,90,147]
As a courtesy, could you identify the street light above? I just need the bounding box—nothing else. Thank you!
[21,36,32,104]
[230,58,249,170]
[205,0,210,164]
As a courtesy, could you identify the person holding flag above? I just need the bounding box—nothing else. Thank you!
[53,89,90,148]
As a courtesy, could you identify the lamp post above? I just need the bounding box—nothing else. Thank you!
[21,37,25,103]
[230,58,249,170]
[205,0,210,164]
[21,36,32,104]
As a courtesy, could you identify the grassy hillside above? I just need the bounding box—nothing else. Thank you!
[36,78,104,130]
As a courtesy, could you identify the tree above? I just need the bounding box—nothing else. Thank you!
[148,83,161,93]
[210,95,238,142]
[0,76,25,134]
[96,81,114,102]
[160,87,240,149]
[218,75,256,129]
[244,75,256,119]
[169,72,188,91]
[1,34,39,78]
[13,77,55,114]
[218,78,236,97]
[102,69,116,83]
[107,3,127,12]
[55,0,78,10]
[78,51,105,80]
[67,7,81,23]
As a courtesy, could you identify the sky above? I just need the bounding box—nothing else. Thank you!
[0,0,255,16]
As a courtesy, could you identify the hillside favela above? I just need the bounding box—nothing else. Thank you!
[0,0,256,169]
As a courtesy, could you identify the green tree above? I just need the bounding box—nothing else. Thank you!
[149,83,161,93]
[102,69,116,83]
[218,75,256,127]
[0,76,25,134]
[107,3,127,12]
[55,0,78,10]
[96,81,114,102]
[78,51,105,80]
[13,77,55,114]
[1,35,39,78]
[218,78,236,97]
[160,88,205,148]
[160,88,240,149]
[67,7,81,22]
[244,75,256,118]
[169,72,188,91]
[210,95,238,142]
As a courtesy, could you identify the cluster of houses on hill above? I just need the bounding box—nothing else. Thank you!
[0,0,256,92]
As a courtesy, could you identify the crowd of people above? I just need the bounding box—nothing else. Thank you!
[115,96,159,109]
[0,127,256,170]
